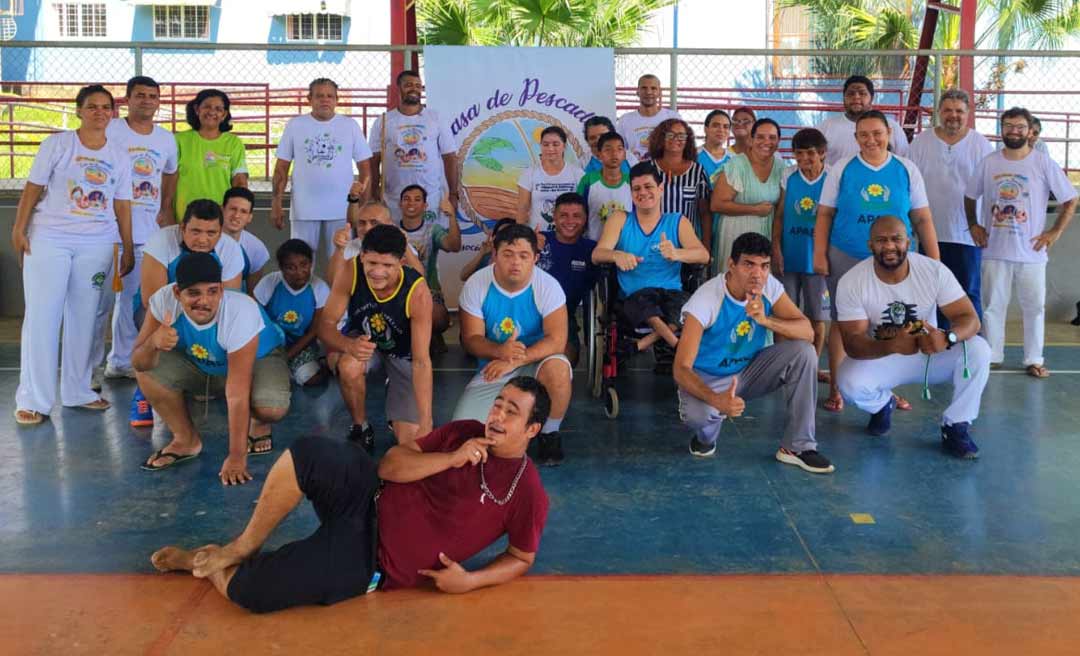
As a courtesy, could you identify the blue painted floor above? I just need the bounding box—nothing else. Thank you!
[2,344,1080,577]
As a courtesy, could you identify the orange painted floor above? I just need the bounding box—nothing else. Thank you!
[4,573,1079,655]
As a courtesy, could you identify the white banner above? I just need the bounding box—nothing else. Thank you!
[424,45,616,309]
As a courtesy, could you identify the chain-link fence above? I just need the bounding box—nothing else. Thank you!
[0,41,1077,186]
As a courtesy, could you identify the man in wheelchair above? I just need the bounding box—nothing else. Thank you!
[592,162,709,373]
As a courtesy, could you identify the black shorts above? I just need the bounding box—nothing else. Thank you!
[619,287,689,331]
[227,437,381,613]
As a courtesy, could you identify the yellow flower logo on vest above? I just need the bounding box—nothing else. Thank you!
[370,313,387,334]
[190,344,210,360]
[282,310,300,325]
[499,317,515,336]
[799,196,815,211]
[736,320,751,337]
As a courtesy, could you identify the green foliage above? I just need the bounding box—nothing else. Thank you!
[417,0,677,47]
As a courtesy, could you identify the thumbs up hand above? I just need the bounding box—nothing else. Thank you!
[152,311,179,352]
[658,231,678,261]
[496,324,527,364]
[714,376,745,417]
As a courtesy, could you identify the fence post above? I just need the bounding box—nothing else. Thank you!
[1066,116,1071,173]
[932,54,943,117]
[669,50,678,111]
[134,45,143,77]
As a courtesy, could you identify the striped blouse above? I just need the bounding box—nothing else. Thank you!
[656,160,711,236]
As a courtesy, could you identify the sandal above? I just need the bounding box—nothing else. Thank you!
[823,395,844,412]
[1026,364,1050,379]
[14,409,47,425]
[79,398,111,411]
[142,448,200,471]
[894,394,912,411]
[247,434,273,456]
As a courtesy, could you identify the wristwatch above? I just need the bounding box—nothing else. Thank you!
[347,194,361,204]
[945,331,958,349]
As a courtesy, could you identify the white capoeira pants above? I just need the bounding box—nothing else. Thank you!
[92,244,144,371]
[981,258,1046,367]
[16,237,114,414]
[837,335,991,426]
[291,218,347,264]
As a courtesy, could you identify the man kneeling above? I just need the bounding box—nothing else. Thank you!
[150,376,551,614]
[674,232,835,474]
[835,216,989,458]
[134,253,290,484]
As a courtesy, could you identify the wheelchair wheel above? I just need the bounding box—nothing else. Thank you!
[591,320,605,399]
[603,386,619,419]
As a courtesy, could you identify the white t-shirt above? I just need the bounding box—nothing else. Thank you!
[458,265,566,320]
[105,119,178,244]
[149,283,264,352]
[517,163,585,231]
[369,108,456,203]
[143,224,245,281]
[964,149,1079,264]
[817,113,910,167]
[909,129,993,246]
[253,271,331,308]
[27,130,133,244]
[616,108,682,162]
[836,252,966,339]
[235,230,270,274]
[276,113,372,222]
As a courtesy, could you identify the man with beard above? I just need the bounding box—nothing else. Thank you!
[965,107,1078,378]
[816,75,909,166]
[616,74,682,162]
[909,89,993,327]
[148,376,551,614]
[835,216,990,459]
[369,70,459,223]
[674,232,833,473]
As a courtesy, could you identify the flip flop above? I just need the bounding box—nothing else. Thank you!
[1026,364,1050,379]
[823,395,844,413]
[14,409,47,425]
[247,434,273,456]
[142,449,200,472]
[894,394,912,411]
[79,398,111,411]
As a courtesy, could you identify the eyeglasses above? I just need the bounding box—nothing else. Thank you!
[1001,122,1029,133]
[664,132,689,142]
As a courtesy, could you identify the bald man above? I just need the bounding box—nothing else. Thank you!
[834,216,990,459]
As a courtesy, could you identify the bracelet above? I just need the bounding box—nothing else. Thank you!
[347,194,361,204]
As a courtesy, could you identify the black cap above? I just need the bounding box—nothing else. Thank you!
[175,252,222,290]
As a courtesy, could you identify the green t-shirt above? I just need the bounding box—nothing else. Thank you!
[174,130,248,222]
[403,213,449,293]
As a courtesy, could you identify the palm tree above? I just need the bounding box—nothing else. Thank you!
[417,0,677,48]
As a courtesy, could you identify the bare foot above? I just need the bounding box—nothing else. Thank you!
[151,545,201,573]
[192,543,245,579]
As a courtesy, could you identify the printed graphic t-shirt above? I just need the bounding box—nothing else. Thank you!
[276,113,372,222]
[105,119,178,244]
[174,130,248,222]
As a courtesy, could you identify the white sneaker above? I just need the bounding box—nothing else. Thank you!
[104,363,135,379]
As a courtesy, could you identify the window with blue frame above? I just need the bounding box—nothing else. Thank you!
[286,13,342,42]
[153,4,209,40]
[54,2,106,38]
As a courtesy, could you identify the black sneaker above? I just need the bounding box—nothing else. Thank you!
[689,436,716,457]
[867,396,897,436]
[941,422,979,459]
[537,432,563,466]
[775,447,835,474]
[348,423,375,455]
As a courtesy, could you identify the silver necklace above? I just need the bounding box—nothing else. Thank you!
[479,455,528,506]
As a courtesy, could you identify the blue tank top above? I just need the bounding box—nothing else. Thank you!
[782,169,827,274]
[831,156,914,259]
[175,291,284,376]
[614,211,683,296]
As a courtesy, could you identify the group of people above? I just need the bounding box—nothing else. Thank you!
[9,68,1075,614]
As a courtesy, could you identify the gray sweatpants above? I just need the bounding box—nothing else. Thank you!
[678,339,818,452]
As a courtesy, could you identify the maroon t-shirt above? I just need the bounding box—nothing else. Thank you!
[377,420,550,589]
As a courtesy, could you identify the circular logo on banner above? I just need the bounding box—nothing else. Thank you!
[455,110,586,235]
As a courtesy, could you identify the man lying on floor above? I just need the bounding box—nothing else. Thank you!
[150,376,552,613]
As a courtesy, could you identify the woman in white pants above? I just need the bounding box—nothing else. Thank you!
[11,84,135,425]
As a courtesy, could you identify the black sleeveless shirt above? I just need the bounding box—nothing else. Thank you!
[346,261,424,360]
